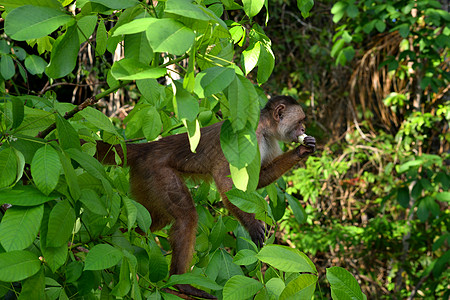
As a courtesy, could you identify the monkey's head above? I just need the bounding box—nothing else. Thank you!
[262,96,307,143]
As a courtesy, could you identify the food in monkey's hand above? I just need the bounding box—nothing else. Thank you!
[298,134,308,145]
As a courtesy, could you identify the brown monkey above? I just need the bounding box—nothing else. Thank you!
[95,95,315,298]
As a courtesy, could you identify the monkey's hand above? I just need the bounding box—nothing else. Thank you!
[248,221,266,248]
[296,136,316,157]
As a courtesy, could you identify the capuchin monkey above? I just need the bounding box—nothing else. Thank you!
[95,95,316,299]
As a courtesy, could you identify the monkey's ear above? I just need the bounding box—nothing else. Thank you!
[273,104,285,121]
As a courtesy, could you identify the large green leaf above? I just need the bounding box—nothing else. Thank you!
[134,200,152,234]
[0,186,56,206]
[326,267,366,300]
[242,0,264,18]
[0,251,41,282]
[56,114,80,150]
[24,55,48,75]
[286,194,307,224]
[257,42,275,85]
[142,106,162,141]
[147,239,168,282]
[78,106,119,135]
[173,81,199,122]
[58,151,81,201]
[124,32,153,64]
[146,18,195,55]
[220,120,257,169]
[113,18,157,36]
[84,244,123,270]
[256,245,317,273]
[11,97,24,129]
[279,274,317,300]
[46,199,76,247]
[194,66,236,98]
[242,41,260,75]
[165,0,210,20]
[31,144,62,196]
[45,23,80,78]
[226,75,251,131]
[0,205,43,251]
[227,188,267,215]
[0,0,62,10]
[0,55,15,80]
[111,58,167,80]
[223,275,263,300]
[4,5,72,40]
[0,148,17,188]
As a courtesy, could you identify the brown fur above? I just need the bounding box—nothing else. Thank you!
[95,96,316,298]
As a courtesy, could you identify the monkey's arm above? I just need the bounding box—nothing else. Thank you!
[257,150,302,189]
[257,137,316,189]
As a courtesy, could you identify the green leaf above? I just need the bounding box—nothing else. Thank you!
[397,187,410,208]
[257,245,317,273]
[78,106,119,135]
[257,43,275,85]
[436,192,450,202]
[123,196,137,229]
[326,267,366,300]
[58,151,81,200]
[227,188,267,215]
[31,144,62,195]
[297,0,314,18]
[18,268,45,300]
[266,278,285,299]
[79,189,107,215]
[5,5,72,40]
[165,0,210,20]
[183,119,201,153]
[194,66,236,98]
[279,274,317,300]
[233,249,258,265]
[0,205,43,251]
[146,18,195,55]
[0,55,15,80]
[223,275,263,300]
[11,97,24,129]
[124,32,153,64]
[46,199,76,247]
[226,75,252,131]
[220,120,257,169]
[242,0,265,18]
[346,4,358,18]
[113,18,157,36]
[45,23,80,79]
[56,114,81,150]
[375,20,386,32]
[242,41,261,75]
[173,81,199,122]
[111,58,166,80]
[111,257,131,297]
[0,186,56,206]
[0,251,41,282]
[134,200,152,234]
[41,244,68,273]
[84,244,123,270]
[24,55,47,75]
[90,0,138,9]
[96,19,107,56]
[286,194,307,224]
[148,240,168,282]
[0,148,18,188]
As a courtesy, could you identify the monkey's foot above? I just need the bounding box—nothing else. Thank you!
[174,284,217,299]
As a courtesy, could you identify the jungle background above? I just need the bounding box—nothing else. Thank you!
[0,0,448,299]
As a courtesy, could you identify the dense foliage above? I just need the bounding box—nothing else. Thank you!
[0,0,448,299]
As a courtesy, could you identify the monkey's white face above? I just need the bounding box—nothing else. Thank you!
[277,106,306,143]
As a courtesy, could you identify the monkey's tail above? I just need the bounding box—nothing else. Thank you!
[95,140,126,166]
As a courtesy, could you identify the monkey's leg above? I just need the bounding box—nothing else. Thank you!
[156,169,216,299]
[213,173,266,247]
